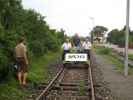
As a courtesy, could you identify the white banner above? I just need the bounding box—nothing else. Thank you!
[65,53,88,61]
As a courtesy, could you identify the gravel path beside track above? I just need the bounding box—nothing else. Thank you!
[92,52,133,100]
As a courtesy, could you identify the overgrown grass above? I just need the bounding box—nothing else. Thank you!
[0,78,29,100]
[94,46,133,74]
[28,51,60,84]
[0,51,60,100]
[129,54,133,61]
[96,46,112,55]
[79,80,86,96]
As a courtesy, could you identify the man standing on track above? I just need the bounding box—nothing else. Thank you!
[15,37,29,87]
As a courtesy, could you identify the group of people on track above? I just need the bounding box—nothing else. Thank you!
[62,33,92,60]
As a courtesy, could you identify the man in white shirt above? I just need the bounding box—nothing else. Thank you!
[62,39,72,60]
[82,39,92,59]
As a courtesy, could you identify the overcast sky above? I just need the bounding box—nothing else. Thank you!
[22,0,133,36]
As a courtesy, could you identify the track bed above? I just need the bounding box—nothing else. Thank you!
[28,62,95,100]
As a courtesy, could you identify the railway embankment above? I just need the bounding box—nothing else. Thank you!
[92,47,133,100]
[0,52,61,100]
[91,52,115,100]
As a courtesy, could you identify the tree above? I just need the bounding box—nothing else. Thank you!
[92,26,108,37]
[107,29,120,44]
[107,26,133,47]
[0,0,64,80]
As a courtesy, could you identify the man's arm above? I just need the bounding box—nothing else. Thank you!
[23,46,28,65]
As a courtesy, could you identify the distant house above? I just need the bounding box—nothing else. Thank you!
[93,32,108,43]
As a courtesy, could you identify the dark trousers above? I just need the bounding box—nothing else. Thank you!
[62,50,70,60]
[84,49,90,59]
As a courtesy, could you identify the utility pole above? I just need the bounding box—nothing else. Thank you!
[89,17,94,44]
[124,0,130,76]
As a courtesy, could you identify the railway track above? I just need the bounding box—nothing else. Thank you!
[28,61,95,100]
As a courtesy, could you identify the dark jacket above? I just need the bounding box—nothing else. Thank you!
[73,36,80,47]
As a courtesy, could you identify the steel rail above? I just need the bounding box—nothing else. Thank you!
[88,58,95,100]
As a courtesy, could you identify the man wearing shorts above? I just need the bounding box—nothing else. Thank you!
[15,37,28,86]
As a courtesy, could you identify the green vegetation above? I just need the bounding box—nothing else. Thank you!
[0,0,64,99]
[94,46,133,74]
[28,51,61,84]
[107,27,133,47]
[79,80,86,96]
[96,46,112,55]
[0,0,64,81]
[91,26,108,37]
[0,51,60,100]
[0,78,29,100]
[90,26,108,43]
[129,54,133,61]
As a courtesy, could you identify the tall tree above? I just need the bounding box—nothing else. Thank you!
[0,0,64,80]
[92,26,108,37]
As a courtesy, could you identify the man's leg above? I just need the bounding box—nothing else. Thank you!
[63,50,68,60]
[22,72,28,85]
[22,63,28,86]
[84,49,89,59]
[18,72,22,85]
[62,51,65,60]
[88,50,90,59]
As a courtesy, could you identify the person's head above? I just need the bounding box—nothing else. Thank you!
[85,38,89,42]
[18,37,26,44]
[74,33,79,37]
[66,38,69,43]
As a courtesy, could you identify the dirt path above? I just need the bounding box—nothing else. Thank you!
[93,52,133,100]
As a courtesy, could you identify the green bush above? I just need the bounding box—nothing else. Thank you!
[0,49,10,80]
[97,47,112,55]
[129,54,133,61]
[0,0,65,81]
[107,28,133,47]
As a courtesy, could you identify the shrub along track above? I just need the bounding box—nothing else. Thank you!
[111,50,133,67]
[27,60,95,100]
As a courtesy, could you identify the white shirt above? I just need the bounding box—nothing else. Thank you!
[62,42,72,50]
[82,41,92,50]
